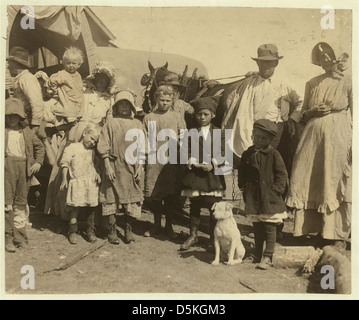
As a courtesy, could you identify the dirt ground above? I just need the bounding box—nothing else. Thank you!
[4,204,347,296]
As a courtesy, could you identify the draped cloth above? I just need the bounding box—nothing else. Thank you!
[222,75,301,158]
[32,6,83,41]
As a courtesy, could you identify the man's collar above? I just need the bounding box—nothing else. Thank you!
[258,74,274,83]
[15,69,29,80]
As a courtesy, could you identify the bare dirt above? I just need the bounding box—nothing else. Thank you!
[5,206,340,296]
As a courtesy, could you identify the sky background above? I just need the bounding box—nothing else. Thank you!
[92,6,352,97]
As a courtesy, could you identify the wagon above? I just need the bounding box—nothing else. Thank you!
[6,5,209,107]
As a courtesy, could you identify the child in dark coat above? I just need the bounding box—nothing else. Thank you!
[180,95,226,251]
[238,119,288,269]
[5,98,45,252]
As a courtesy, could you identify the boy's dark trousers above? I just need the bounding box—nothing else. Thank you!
[148,195,176,229]
[5,156,30,244]
[253,222,278,260]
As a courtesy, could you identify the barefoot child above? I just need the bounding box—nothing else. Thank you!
[180,95,226,251]
[97,91,146,244]
[238,119,288,269]
[5,98,44,251]
[59,123,102,244]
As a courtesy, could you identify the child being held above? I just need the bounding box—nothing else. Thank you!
[5,98,44,252]
[59,123,102,245]
[97,91,146,245]
[46,46,85,141]
[238,119,288,270]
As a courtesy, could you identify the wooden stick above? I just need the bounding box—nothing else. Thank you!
[43,239,107,273]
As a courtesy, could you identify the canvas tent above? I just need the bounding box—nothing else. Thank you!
[6,5,208,104]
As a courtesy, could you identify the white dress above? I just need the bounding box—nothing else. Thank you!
[60,142,99,207]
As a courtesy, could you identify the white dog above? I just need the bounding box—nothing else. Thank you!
[211,202,245,266]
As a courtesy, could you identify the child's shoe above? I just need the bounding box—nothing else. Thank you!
[85,227,97,244]
[5,234,16,253]
[124,223,135,244]
[257,256,272,270]
[164,225,178,240]
[108,224,120,245]
[68,232,78,245]
[143,225,162,237]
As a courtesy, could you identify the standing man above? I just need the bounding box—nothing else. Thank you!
[223,44,302,174]
[6,46,45,132]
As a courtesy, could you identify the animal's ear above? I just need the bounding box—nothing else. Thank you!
[225,203,233,211]
[140,73,150,86]
[148,61,155,73]
[164,62,168,70]
[211,203,217,211]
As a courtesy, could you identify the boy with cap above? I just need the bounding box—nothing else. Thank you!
[5,98,45,252]
[180,95,226,251]
[97,90,146,244]
[238,119,288,269]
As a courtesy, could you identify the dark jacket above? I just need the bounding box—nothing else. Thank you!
[182,124,226,192]
[5,127,45,177]
[238,145,287,215]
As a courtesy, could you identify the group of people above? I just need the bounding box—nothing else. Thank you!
[4,41,352,271]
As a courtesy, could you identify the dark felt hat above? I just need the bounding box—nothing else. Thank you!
[190,95,221,115]
[253,119,278,136]
[6,46,30,68]
[160,73,185,88]
[252,44,283,61]
[5,98,27,119]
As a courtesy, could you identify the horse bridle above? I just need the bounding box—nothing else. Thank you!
[143,68,160,112]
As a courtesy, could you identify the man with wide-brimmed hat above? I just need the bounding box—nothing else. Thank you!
[7,46,45,130]
[222,44,302,174]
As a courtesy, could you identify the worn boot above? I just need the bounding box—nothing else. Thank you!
[180,226,199,250]
[125,223,135,244]
[85,212,97,243]
[68,223,78,245]
[5,209,16,253]
[164,211,178,240]
[68,232,78,245]
[85,226,97,243]
[108,224,120,245]
[144,212,162,237]
[5,234,16,253]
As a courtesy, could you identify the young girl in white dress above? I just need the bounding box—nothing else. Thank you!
[59,123,102,244]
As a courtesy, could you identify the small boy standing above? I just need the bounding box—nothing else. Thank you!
[238,119,288,269]
[5,98,45,252]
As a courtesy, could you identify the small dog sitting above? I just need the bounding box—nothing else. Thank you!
[211,202,245,266]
